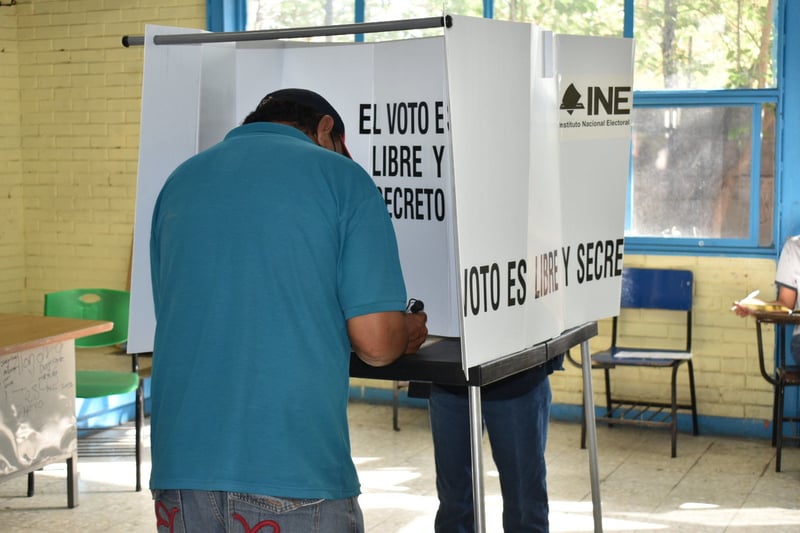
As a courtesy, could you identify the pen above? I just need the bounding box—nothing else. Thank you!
[406,298,424,313]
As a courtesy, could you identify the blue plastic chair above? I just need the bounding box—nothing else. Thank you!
[573,268,699,457]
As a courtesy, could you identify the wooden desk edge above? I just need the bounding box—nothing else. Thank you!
[752,311,800,326]
[0,314,113,356]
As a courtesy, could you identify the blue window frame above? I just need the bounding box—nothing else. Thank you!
[207,0,245,32]
[625,89,778,258]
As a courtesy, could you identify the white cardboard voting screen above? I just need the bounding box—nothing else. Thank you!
[129,16,633,374]
[556,34,634,329]
[445,18,565,365]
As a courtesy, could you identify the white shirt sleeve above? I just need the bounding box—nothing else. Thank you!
[775,235,800,309]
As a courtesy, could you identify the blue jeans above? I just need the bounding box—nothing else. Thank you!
[428,379,552,533]
[152,490,364,533]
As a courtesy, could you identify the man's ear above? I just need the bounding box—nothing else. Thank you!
[316,114,335,137]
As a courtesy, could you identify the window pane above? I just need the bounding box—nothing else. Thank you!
[629,106,755,240]
[634,1,776,90]
[246,1,484,42]
[492,0,623,37]
[363,0,484,42]
[757,103,775,247]
[246,0,355,41]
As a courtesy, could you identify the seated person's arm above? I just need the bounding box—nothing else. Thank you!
[348,311,428,367]
[776,285,798,310]
[735,285,798,316]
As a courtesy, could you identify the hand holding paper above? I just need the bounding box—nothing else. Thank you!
[732,289,793,315]
[732,289,760,311]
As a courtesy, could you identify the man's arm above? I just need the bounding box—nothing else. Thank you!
[348,311,428,367]
[776,285,798,310]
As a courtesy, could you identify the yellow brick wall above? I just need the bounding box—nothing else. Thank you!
[550,254,779,421]
[0,8,25,312]
[13,0,204,315]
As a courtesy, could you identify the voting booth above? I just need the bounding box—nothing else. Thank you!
[128,15,633,369]
[126,15,633,531]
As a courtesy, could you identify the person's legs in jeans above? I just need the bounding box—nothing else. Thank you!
[152,489,364,533]
[483,379,552,533]
[428,386,474,533]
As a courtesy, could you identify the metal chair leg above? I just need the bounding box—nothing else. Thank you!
[772,383,780,447]
[687,360,699,435]
[670,364,679,458]
[603,367,614,426]
[776,381,784,472]
[135,380,143,491]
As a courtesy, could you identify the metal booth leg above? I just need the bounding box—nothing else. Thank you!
[469,385,486,533]
[580,338,603,532]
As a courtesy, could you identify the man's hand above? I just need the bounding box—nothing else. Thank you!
[348,310,427,367]
[404,312,428,354]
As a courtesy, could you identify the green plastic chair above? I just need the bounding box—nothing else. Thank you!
[30,288,143,492]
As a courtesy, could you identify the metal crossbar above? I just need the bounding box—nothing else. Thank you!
[122,16,452,48]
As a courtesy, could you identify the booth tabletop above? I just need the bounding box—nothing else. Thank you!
[470,322,599,386]
[350,322,598,387]
[545,322,599,357]
[0,313,113,356]
[350,337,466,385]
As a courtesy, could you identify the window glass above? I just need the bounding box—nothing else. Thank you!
[629,104,774,244]
[634,1,776,90]
[363,1,483,41]
[492,0,623,36]
[246,1,484,42]
[757,103,776,247]
[246,0,354,40]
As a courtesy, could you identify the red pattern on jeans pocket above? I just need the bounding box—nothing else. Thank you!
[155,501,180,533]
[232,512,280,533]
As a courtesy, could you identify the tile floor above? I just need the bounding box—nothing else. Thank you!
[1,401,799,532]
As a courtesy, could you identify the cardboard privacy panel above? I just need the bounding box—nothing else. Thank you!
[129,17,633,373]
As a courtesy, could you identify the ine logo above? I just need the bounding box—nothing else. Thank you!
[560,82,632,117]
[560,83,584,115]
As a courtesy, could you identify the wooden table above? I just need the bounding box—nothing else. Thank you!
[0,313,112,508]
[752,311,800,382]
[753,311,800,471]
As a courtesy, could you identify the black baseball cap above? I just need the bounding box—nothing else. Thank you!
[260,88,351,159]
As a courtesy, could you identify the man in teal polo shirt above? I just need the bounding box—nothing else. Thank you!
[149,88,428,533]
